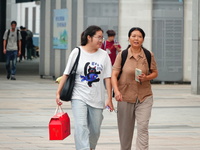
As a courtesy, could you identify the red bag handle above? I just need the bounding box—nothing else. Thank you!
[54,105,64,115]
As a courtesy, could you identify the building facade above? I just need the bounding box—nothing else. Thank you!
[5,0,193,82]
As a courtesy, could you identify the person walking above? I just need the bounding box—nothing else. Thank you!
[101,30,121,65]
[25,28,33,60]
[56,25,114,150]
[3,21,22,80]
[19,26,27,62]
[111,27,158,150]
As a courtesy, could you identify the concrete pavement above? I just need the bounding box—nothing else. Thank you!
[0,58,200,150]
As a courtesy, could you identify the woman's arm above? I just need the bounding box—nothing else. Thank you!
[55,74,68,105]
[105,77,114,111]
[138,69,158,82]
[111,70,123,101]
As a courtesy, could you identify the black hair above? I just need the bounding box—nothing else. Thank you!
[81,25,103,46]
[128,27,145,39]
[11,21,17,25]
[127,27,146,49]
[106,30,116,37]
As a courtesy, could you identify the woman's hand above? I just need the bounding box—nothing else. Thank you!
[138,69,158,83]
[55,75,68,106]
[114,90,123,102]
[138,73,148,82]
[105,99,114,112]
[56,94,63,106]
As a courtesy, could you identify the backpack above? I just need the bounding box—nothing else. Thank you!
[103,40,106,50]
[118,46,152,80]
[6,29,20,49]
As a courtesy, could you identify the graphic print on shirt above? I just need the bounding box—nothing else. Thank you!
[80,62,102,87]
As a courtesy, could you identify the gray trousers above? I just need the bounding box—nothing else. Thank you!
[117,96,153,150]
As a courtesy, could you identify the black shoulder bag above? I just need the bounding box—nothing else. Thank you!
[60,47,81,101]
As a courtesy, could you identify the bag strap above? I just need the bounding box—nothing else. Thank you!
[142,47,151,73]
[69,47,81,75]
[54,105,64,115]
[117,48,128,80]
[104,41,106,50]
[6,29,10,48]
[121,49,128,69]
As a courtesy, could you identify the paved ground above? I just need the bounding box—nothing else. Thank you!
[0,58,200,150]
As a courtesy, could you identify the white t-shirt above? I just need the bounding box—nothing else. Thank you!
[63,46,112,109]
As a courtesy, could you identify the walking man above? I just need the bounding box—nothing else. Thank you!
[3,21,22,80]
[19,26,27,62]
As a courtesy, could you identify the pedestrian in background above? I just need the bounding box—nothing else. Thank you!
[19,26,27,62]
[56,25,114,150]
[111,27,158,150]
[25,28,33,60]
[101,30,121,65]
[3,21,22,80]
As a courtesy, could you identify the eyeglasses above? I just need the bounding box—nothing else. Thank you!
[93,36,104,41]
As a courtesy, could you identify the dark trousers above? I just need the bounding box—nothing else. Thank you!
[27,47,32,60]
[20,43,26,60]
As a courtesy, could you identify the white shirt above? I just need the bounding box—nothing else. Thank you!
[63,46,112,109]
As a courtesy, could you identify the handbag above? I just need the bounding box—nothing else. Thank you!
[49,106,70,140]
[60,47,81,101]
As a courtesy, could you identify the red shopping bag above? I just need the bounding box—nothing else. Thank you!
[49,106,70,140]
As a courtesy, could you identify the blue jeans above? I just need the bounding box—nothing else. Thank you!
[71,99,103,150]
[6,50,18,75]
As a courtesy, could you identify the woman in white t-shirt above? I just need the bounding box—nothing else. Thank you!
[56,25,114,150]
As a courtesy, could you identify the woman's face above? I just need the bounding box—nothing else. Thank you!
[88,30,104,49]
[129,30,144,48]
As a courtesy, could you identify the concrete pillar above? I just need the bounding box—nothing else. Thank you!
[191,0,200,94]
[119,0,152,50]
[0,0,6,62]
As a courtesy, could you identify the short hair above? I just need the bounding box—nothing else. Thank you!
[128,27,145,39]
[11,21,17,25]
[106,30,116,37]
[81,25,103,46]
